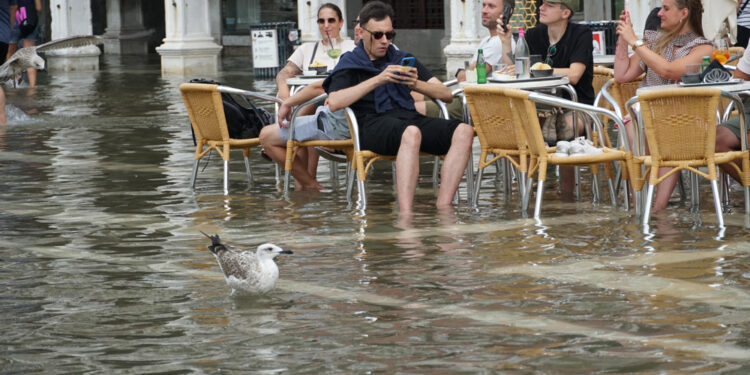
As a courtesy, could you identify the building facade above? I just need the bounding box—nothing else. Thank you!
[41,0,685,77]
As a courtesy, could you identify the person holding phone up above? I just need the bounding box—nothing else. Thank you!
[323,1,474,213]
[422,0,515,120]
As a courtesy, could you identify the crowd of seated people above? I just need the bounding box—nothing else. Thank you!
[258,0,748,214]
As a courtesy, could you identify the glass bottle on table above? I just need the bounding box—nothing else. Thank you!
[515,27,530,79]
[701,56,710,73]
[476,49,487,84]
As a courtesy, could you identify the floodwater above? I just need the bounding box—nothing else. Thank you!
[2,54,750,374]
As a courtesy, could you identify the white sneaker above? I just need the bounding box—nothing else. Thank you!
[554,140,571,157]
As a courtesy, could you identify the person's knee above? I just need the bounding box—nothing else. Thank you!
[401,125,422,148]
[259,124,281,146]
[715,127,740,152]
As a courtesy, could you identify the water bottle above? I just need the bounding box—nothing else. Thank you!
[515,27,530,79]
[476,49,487,84]
[701,56,710,73]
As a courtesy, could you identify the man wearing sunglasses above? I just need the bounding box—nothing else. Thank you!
[323,1,474,213]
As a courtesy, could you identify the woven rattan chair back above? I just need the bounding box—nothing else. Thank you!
[464,86,528,152]
[638,88,720,169]
[610,74,644,116]
[181,83,230,143]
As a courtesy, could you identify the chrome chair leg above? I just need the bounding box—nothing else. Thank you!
[465,151,475,204]
[591,169,600,204]
[357,178,367,210]
[283,169,291,195]
[190,160,199,189]
[346,163,355,204]
[330,160,339,187]
[533,180,544,219]
[243,156,253,185]
[473,168,484,207]
[274,164,280,185]
[711,180,725,228]
[574,166,581,200]
[223,160,229,195]
[642,184,655,227]
[432,156,440,191]
[503,159,512,196]
[607,177,617,207]
[690,172,700,212]
[745,185,750,215]
[678,171,688,204]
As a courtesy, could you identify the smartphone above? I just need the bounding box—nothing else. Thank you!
[502,5,513,32]
[400,56,415,67]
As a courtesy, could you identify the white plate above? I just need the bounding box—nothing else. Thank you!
[678,78,743,87]
[489,74,566,83]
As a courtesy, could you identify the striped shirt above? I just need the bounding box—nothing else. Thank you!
[639,30,712,87]
[739,0,750,29]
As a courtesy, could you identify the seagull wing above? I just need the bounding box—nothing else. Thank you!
[36,35,103,53]
[0,53,25,82]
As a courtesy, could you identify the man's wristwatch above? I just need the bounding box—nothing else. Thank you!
[631,39,645,50]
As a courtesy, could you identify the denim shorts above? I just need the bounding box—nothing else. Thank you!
[9,24,39,44]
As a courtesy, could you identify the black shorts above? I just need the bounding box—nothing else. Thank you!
[358,109,462,156]
[0,42,8,65]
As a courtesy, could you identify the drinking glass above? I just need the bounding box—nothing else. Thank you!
[712,39,730,65]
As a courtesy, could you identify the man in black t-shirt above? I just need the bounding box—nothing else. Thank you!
[498,0,594,197]
[323,1,473,213]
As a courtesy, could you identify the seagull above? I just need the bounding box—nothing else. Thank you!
[201,232,293,295]
[0,35,103,82]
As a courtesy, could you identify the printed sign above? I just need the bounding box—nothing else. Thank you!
[252,29,279,68]
[592,30,606,56]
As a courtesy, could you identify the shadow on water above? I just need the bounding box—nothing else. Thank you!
[1,54,750,373]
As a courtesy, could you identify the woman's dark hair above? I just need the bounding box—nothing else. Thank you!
[359,1,394,27]
[318,3,343,21]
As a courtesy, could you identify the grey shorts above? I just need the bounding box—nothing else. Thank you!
[719,115,749,140]
[278,105,349,142]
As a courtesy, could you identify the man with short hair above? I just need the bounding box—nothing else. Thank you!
[456,0,515,82]
[498,0,594,197]
[324,1,474,212]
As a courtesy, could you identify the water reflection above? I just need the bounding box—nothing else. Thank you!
[1,55,750,373]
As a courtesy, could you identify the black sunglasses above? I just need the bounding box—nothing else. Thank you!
[545,44,557,65]
[317,17,338,24]
[361,27,396,41]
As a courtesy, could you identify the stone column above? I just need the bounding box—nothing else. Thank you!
[299,0,348,44]
[102,0,149,55]
[46,0,101,72]
[443,0,484,80]
[156,0,222,76]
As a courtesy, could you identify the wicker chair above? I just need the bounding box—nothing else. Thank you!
[283,93,356,194]
[180,83,281,195]
[464,85,529,206]
[504,87,634,218]
[633,88,750,227]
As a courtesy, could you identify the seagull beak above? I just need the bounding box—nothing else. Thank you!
[280,249,293,255]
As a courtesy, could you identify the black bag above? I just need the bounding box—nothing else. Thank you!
[16,4,38,39]
[188,78,274,141]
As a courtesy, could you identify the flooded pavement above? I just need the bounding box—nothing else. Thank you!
[2,54,750,373]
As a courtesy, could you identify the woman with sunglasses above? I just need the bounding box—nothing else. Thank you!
[275,3,356,101]
[615,0,712,212]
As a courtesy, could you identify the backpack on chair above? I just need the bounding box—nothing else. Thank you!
[187,78,274,144]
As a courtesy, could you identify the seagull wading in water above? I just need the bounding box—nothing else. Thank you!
[0,35,103,82]
[201,232,293,295]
